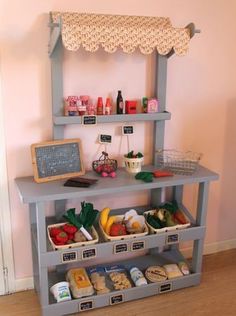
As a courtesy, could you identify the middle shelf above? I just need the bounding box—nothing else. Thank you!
[32,205,206,267]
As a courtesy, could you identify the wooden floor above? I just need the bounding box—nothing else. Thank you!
[0,249,236,316]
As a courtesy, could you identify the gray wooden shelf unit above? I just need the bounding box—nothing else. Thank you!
[15,12,219,316]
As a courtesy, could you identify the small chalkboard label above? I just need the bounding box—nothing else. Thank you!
[82,115,97,125]
[166,233,179,245]
[82,248,97,260]
[159,282,172,293]
[122,125,134,135]
[79,300,93,311]
[110,294,124,305]
[131,240,145,251]
[99,134,112,144]
[114,242,128,254]
[61,251,78,263]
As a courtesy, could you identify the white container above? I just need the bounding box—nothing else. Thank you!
[50,281,71,303]
[124,157,143,173]
[130,267,147,286]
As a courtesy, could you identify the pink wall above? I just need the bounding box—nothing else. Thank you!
[0,0,236,279]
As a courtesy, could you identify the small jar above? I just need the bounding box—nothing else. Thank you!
[130,267,147,287]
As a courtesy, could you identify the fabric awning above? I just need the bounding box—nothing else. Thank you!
[51,12,191,56]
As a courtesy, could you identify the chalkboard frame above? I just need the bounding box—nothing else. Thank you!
[31,139,85,183]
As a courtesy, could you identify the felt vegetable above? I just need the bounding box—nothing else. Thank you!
[62,223,78,234]
[135,172,153,183]
[73,230,87,242]
[55,231,68,244]
[125,150,144,158]
[146,213,163,229]
[100,207,111,229]
[63,202,99,241]
[105,216,117,235]
[153,170,174,178]
[49,227,62,237]
[165,210,176,227]
[173,210,188,224]
[109,223,127,236]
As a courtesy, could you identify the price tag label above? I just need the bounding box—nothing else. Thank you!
[114,242,128,254]
[122,125,134,135]
[82,115,97,125]
[131,240,145,251]
[61,251,78,263]
[82,248,97,260]
[159,282,172,293]
[79,300,94,311]
[110,293,124,305]
[99,134,112,144]
[166,233,179,245]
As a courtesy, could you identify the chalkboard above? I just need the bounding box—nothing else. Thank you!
[114,242,128,254]
[131,240,145,251]
[31,139,85,183]
[82,115,97,125]
[122,125,134,135]
[99,134,112,144]
[82,248,97,260]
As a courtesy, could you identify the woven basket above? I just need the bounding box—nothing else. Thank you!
[99,216,148,241]
[144,210,190,234]
[47,222,99,251]
[124,157,143,173]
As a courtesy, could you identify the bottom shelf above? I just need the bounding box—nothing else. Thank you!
[42,249,201,316]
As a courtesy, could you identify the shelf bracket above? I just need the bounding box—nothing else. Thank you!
[48,17,62,57]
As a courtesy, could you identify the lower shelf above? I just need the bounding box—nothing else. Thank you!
[42,250,201,316]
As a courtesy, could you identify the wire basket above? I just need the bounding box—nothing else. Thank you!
[92,151,117,174]
[156,149,202,175]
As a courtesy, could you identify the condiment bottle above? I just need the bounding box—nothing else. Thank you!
[97,97,104,115]
[105,97,112,115]
[116,90,124,114]
[129,267,147,287]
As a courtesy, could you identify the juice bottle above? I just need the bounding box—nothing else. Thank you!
[105,98,112,115]
[116,90,124,114]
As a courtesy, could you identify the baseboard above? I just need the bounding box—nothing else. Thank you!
[181,238,236,258]
[14,277,34,292]
[13,239,236,293]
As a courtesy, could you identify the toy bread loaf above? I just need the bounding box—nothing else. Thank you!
[66,268,94,298]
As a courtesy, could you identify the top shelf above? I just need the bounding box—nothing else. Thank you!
[53,112,171,125]
[15,165,219,204]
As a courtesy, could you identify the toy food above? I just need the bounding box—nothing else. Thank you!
[109,272,132,290]
[178,261,190,275]
[109,222,127,236]
[90,272,110,295]
[145,200,189,230]
[63,202,99,240]
[100,207,111,230]
[126,214,146,234]
[105,216,117,235]
[145,266,167,282]
[66,268,94,298]
[163,264,183,279]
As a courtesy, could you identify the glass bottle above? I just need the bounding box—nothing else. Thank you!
[116,90,124,114]
[97,97,104,115]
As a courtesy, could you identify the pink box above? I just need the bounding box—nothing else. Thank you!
[147,99,158,113]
